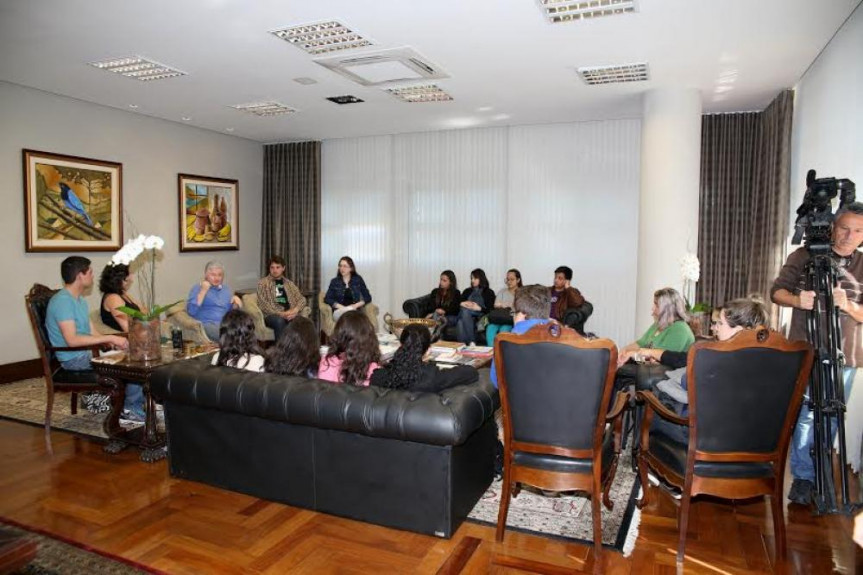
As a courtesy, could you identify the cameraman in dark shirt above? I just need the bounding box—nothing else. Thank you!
[771,203,863,505]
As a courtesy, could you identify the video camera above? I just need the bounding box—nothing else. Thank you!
[791,169,856,249]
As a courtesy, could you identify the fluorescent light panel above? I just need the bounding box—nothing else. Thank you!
[231,102,297,116]
[89,56,185,81]
[578,62,648,84]
[386,85,453,103]
[271,21,371,55]
[539,0,636,23]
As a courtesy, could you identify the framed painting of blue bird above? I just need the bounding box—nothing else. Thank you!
[23,149,123,252]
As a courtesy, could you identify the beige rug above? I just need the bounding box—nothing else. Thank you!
[0,378,142,440]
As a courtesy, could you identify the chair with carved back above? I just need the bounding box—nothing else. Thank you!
[635,328,814,568]
[25,284,105,452]
[493,323,627,568]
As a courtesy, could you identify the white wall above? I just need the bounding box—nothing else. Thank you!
[322,119,641,345]
[0,81,263,365]
[790,3,863,217]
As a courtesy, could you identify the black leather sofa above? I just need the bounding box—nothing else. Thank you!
[150,358,498,538]
[403,294,595,337]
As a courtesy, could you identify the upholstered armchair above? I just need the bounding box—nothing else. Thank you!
[561,300,594,335]
[164,301,209,345]
[403,294,458,341]
[318,292,379,338]
[636,328,813,568]
[494,323,627,566]
[241,292,311,343]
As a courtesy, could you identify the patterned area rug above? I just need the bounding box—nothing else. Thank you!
[467,446,641,554]
[0,517,160,574]
[0,378,144,441]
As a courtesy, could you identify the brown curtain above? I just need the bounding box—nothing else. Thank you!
[697,90,794,317]
[260,142,321,294]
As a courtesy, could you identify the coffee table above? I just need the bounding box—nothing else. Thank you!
[92,343,217,462]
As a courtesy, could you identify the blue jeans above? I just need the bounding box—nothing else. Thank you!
[264,314,290,342]
[789,367,856,481]
[456,307,482,344]
[202,322,221,341]
[61,353,144,415]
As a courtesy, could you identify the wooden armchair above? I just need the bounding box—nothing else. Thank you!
[636,328,813,568]
[493,323,626,569]
[25,284,106,452]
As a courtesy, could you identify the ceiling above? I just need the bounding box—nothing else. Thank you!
[0,0,858,143]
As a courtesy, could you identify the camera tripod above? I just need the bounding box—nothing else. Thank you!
[802,246,860,515]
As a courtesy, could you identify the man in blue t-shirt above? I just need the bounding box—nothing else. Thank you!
[46,256,145,420]
[490,284,553,388]
[186,261,243,341]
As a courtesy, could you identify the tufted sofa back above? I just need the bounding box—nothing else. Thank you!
[151,357,498,446]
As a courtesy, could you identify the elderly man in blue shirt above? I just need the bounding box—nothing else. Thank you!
[186,261,243,341]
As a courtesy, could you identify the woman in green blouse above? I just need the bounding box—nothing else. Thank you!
[619,287,694,364]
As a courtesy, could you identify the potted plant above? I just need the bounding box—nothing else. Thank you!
[680,253,712,337]
[110,235,179,361]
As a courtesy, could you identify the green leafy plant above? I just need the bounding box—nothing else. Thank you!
[109,234,179,321]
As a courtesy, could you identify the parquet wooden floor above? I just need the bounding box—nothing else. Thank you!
[0,420,859,574]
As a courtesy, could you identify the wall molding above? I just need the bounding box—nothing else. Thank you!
[0,359,42,384]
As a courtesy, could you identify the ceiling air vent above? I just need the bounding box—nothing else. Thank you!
[538,0,637,24]
[314,47,448,87]
[577,62,649,85]
[230,102,297,116]
[326,95,364,105]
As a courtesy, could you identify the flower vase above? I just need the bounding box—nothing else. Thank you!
[128,318,162,362]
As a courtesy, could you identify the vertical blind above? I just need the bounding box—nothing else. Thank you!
[321,120,642,344]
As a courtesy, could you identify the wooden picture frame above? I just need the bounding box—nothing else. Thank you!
[23,149,123,252]
[179,174,239,252]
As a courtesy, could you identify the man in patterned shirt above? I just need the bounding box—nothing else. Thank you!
[256,255,307,342]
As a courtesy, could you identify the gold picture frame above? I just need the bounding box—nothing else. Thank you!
[23,149,123,252]
[179,174,239,252]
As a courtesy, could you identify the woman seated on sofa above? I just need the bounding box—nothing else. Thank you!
[485,268,523,346]
[265,316,320,378]
[324,256,373,323]
[319,310,380,386]
[424,270,461,327]
[618,287,695,366]
[646,296,769,444]
[211,309,265,372]
[99,263,144,332]
[456,268,496,345]
[370,324,478,393]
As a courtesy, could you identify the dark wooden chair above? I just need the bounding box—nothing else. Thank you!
[493,323,627,567]
[25,284,105,453]
[636,328,814,568]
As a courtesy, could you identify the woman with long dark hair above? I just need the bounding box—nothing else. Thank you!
[99,263,144,332]
[456,268,496,344]
[323,256,373,323]
[318,310,381,386]
[485,268,523,346]
[370,324,478,392]
[211,309,265,372]
[265,316,320,378]
[425,270,460,327]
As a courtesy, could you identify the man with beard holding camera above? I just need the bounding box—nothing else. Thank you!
[771,202,863,506]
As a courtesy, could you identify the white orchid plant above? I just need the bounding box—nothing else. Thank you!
[110,234,179,321]
[680,253,710,313]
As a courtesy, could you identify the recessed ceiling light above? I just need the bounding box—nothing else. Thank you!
[271,21,372,55]
[89,55,186,82]
[477,106,493,112]
[230,101,297,116]
[182,116,192,121]
[538,0,637,24]
[293,77,318,85]
[577,62,649,85]
[492,113,511,121]
[128,104,139,109]
[326,95,364,105]
[226,128,235,132]
[385,84,453,103]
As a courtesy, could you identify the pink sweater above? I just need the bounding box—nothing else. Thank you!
[317,355,379,387]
